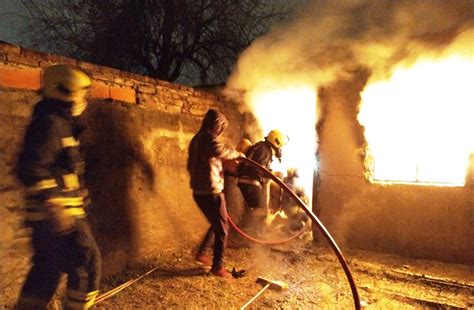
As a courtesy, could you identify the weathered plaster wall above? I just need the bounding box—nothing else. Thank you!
[316,77,474,265]
[0,42,244,305]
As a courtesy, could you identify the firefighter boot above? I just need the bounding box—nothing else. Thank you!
[246,207,267,237]
[65,289,99,310]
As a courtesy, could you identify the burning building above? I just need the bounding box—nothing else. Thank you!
[226,0,474,264]
[0,0,473,307]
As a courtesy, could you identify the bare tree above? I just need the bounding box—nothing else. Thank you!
[20,0,293,85]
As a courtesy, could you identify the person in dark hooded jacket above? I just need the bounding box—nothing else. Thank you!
[187,109,244,278]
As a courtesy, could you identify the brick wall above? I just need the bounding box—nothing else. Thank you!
[0,41,244,306]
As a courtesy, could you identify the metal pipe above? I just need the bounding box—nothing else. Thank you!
[93,266,161,305]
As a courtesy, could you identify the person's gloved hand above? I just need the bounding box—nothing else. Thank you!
[223,154,245,174]
[46,205,77,235]
[48,207,76,235]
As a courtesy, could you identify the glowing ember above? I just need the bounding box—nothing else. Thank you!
[358,53,474,186]
[246,85,318,202]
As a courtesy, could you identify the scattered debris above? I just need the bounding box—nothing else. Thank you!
[90,245,474,309]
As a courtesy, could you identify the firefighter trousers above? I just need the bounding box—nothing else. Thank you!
[237,183,267,234]
[17,218,101,309]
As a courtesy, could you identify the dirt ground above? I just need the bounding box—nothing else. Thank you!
[92,233,474,310]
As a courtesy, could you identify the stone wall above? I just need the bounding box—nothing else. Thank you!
[0,42,244,306]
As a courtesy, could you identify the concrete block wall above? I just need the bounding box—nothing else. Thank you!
[0,41,244,306]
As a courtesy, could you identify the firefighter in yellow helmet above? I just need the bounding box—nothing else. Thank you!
[236,130,288,235]
[16,65,101,309]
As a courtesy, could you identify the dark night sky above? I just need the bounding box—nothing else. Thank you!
[0,0,27,44]
[0,0,307,48]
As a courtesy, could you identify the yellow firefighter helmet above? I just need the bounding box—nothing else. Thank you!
[42,65,91,114]
[266,129,288,149]
[237,138,252,154]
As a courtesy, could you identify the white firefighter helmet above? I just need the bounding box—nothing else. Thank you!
[266,129,289,149]
[42,65,91,115]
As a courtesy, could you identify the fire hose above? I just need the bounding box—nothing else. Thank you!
[94,158,360,308]
[236,157,361,310]
[227,215,306,245]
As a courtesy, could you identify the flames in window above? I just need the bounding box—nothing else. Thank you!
[358,33,474,186]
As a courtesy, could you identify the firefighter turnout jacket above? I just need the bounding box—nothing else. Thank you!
[17,98,90,226]
[237,140,274,185]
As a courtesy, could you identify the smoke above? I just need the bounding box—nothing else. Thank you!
[224,0,473,216]
[227,0,474,94]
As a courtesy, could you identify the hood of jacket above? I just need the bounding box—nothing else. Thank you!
[200,109,228,138]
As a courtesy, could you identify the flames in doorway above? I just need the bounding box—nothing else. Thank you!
[245,84,318,203]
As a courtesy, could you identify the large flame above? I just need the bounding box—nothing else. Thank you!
[246,85,318,203]
[358,46,474,185]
